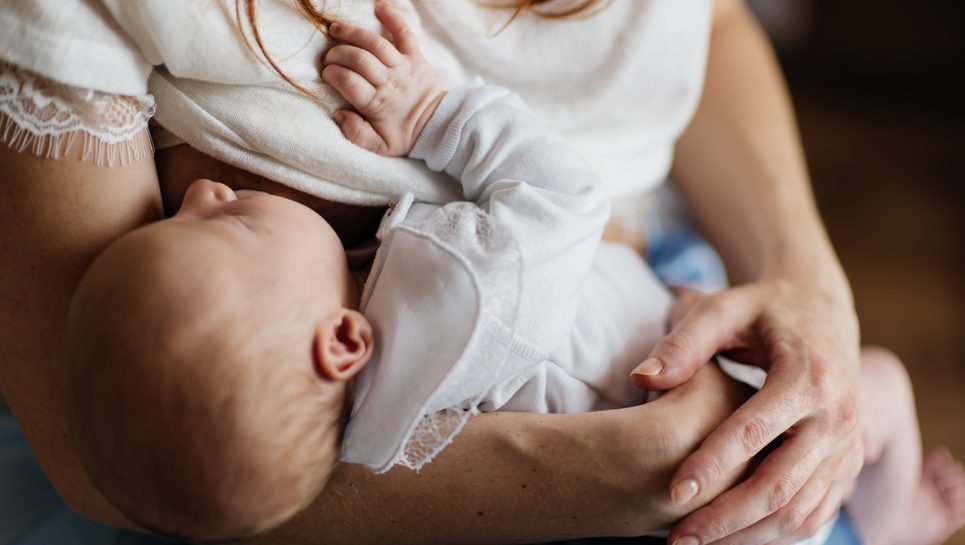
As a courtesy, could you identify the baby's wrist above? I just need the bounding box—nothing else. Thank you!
[407,90,446,155]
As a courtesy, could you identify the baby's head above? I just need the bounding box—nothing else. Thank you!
[64,179,373,541]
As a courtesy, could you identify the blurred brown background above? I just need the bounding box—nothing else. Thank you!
[752,1,965,542]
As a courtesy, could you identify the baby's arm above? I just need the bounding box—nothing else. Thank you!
[324,5,609,350]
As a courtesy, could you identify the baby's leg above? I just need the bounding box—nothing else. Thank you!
[846,347,965,545]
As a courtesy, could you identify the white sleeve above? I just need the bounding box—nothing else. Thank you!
[409,82,611,351]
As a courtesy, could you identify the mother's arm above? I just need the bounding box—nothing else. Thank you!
[0,137,162,526]
[252,362,753,545]
[633,1,863,544]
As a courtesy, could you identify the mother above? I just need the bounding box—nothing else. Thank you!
[0,1,862,544]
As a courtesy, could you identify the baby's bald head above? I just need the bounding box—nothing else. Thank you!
[63,207,356,541]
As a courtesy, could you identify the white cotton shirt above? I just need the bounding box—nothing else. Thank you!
[0,0,712,205]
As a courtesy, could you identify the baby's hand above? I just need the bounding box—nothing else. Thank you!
[322,3,444,156]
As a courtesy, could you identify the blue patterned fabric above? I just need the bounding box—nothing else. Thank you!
[644,185,728,292]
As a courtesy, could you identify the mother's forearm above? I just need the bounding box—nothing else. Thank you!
[251,365,750,545]
[671,0,849,301]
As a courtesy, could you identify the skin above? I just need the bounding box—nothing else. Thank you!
[0,0,865,542]
[629,1,865,543]
[65,177,376,541]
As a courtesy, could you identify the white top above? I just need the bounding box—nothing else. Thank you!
[340,82,673,473]
[0,0,712,205]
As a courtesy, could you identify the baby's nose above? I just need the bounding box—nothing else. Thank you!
[179,179,238,215]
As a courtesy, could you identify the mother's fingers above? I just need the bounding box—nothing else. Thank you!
[668,422,827,545]
[768,483,845,545]
[709,456,835,545]
[668,372,812,507]
[665,285,705,331]
[632,288,764,391]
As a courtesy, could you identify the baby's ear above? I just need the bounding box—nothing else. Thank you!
[313,309,374,382]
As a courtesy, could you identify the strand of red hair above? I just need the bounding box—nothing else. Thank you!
[238,0,609,97]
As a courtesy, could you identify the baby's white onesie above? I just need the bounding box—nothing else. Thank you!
[338,81,831,545]
[340,81,672,473]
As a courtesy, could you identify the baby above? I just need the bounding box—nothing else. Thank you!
[64,4,965,544]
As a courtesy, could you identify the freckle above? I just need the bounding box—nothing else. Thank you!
[521,484,527,488]
[571,515,577,520]
[477,511,485,516]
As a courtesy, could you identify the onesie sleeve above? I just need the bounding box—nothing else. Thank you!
[409,81,611,353]
[342,83,610,474]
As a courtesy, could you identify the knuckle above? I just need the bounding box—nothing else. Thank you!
[798,514,825,538]
[347,48,368,67]
[659,332,694,360]
[366,92,387,113]
[804,355,833,393]
[839,393,859,427]
[700,293,728,315]
[332,69,355,89]
[780,503,810,533]
[372,41,395,62]
[680,504,729,542]
[767,475,798,512]
[705,515,732,541]
[689,506,731,542]
[740,416,772,453]
[688,454,724,487]
[344,121,362,142]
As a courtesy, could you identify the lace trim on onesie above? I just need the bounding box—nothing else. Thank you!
[0,61,155,166]
[389,204,526,472]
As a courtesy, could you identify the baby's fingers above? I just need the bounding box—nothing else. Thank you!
[322,64,375,109]
[329,21,403,67]
[325,45,388,86]
[374,3,419,55]
[334,110,389,155]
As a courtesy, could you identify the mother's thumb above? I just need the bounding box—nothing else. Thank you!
[630,330,708,391]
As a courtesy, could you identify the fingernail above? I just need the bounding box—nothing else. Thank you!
[631,358,663,376]
[670,479,699,505]
[672,536,700,545]
[333,111,344,124]
[329,22,342,34]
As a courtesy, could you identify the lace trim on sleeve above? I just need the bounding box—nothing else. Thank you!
[389,204,527,472]
[0,61,155,166]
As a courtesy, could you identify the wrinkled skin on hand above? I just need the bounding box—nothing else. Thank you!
[633,280,863,545]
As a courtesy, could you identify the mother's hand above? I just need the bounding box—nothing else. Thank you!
[631,279,864,545]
